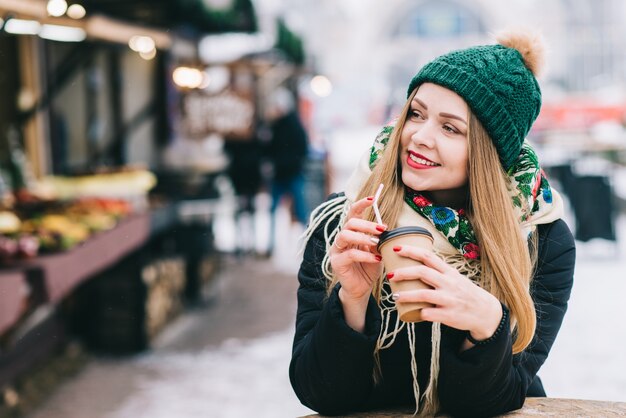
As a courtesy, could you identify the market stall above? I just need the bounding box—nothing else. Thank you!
[0,1,303,409]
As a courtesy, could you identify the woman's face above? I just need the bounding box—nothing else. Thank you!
[399,82,469,207]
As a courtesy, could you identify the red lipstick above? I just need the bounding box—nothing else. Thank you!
[406,151,440,169]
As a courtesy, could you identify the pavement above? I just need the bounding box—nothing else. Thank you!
[27,204,314,418]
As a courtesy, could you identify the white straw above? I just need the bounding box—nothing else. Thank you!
[373,183,384,225]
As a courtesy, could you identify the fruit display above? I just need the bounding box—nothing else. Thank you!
[0,211,21,234]
[35,214,91,251]
[65,198,133,220]
[36,169,157,201]
[17,234,40,258]
[0,167,156,263]
[0,212,36,261]
[0,233,40,261]
[0,235,18,260]
[0,197,136,262]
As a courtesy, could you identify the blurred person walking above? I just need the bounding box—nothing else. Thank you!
[265,87,309,256]
[291,30,576,417]
[224,137,264,257]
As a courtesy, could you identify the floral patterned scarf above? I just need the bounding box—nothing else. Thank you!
[368,124,556,260]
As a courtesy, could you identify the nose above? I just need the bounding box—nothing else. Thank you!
[410,120,436,148]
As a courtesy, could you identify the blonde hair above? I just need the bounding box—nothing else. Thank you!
[324,94,414,300]
[465,111,538,354]
[333,87,538,354]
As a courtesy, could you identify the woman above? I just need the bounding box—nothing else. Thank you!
[290,30,576,417]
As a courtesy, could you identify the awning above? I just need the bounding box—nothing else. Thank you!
[275,18,304,65]
[0,0,173,49]
[79,0,258,34]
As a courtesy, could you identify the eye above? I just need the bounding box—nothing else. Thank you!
[408,109,425,121]
[443,124,460,134]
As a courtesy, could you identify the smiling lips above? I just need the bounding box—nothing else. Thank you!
[407,151,440,169]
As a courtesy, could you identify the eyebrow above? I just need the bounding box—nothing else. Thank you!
[440,112,467,125]
[413,98,428,109]
[412,98,466,125]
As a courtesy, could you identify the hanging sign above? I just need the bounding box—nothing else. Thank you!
[182,90,255,140]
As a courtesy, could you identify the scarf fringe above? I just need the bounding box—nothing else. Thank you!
[376,285,406,350]
[300,195,350,285]
[440,252,482,286]
[378,284,442,416]
[406,323,421,415]
[421,322,441,416]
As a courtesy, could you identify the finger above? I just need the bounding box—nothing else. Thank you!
[346,196,376,219]
[332,232,348,252]
[341,248,382,265]
[392,245,453,274]
[343,217,387,236]
[335,230,380,250]
[419,307,452,324]
[393,288,449,306]
[388,265,441,288]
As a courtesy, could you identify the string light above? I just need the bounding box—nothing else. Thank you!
[4,19,41,35]
[139,49,157,60]
[310,75,333,97]
[40,24,86,42]
[47,0,68,17]
[129,35,156,53]
[67,4,87,19]
[173,67,206,89]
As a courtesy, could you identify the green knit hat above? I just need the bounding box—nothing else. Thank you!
[407,31,544,170]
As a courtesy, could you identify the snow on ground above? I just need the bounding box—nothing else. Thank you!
[109,330,312,418]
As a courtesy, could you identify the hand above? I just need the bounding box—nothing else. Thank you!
[388,245,503,341]
[329,196,386,302]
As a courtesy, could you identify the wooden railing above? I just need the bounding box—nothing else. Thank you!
[302,398,626,417]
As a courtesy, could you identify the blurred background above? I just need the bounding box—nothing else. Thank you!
[0,0,625,417]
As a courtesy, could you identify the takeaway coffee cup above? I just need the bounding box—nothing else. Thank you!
[377,226,434,322]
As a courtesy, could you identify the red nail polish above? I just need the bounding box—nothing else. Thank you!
[386,272,394,279]
[375,255,382,261]
[376,225,386,232]
[393,246,401,252]
[367,196,374,201]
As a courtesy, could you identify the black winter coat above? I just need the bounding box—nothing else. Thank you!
[290,196,576,417]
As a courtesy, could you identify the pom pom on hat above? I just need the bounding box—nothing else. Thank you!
[496,29,546,77]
